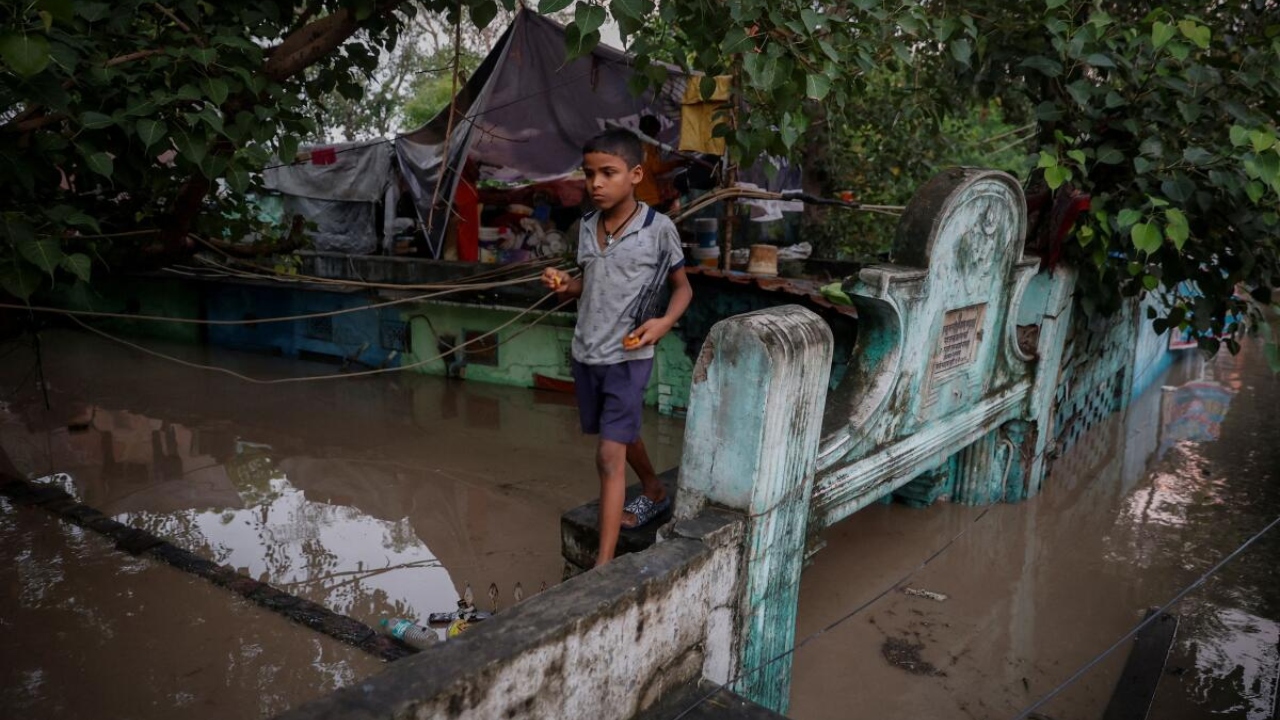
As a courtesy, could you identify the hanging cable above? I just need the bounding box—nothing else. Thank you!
[66,290,574,386]
[0,271,549,327]
[667,505,995,720]
[1007,513,1280,720]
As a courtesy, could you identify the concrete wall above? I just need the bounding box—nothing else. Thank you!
[275,509,745,720]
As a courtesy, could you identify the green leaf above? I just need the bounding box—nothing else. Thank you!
[60,253,91,283]
[742,53,765,87]
[35,0,76,25]
[1246,181,1265,204]
[1131,222,1163,253]
[1142,274,1160,291]
[0,261,42,301]
[1096,146,1124,165]
[698,75,716,101]
[1019,55,1062,77]
[0,32,52,77]
[538,0,573,13]
[563,22,600,61]
[1084,53,1115,68]
[227,167,251,194]
[818,39,840,63]
[16,237,64,275]
[1044,164,1071,189]
[1182,147,1214,165]
[1117,208,1143,227]
[1161,175,1196,203]
[1255,151,1280,186]
[1151,21,1175,49]
[136,118,166,148]
[84,151,113,179]
[721,27,752,55]
[188,47,217,65]
[1164,208,1189,250]
[779,117,799,150]
[1178,20,1211,49]
[1250,130,1276,153]
[201,78,229,106]
[575,2,606,36]
[1045,0,1068,8]
[75,2,110,21]
[950,38,972,66]
[805,73,831,100]
[1067,149,1087,166]
[1065,79,1093,107]
[800,8,822,34]
[470,0,499,30]
[278,135,299,164]
[79,111,114,130]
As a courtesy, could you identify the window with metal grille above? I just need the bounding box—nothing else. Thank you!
[381,320,408,351]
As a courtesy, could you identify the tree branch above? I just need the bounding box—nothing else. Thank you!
[264,1,408,82]
[152,3,192,34]
[4,113,67,133]
[105,49,163,67]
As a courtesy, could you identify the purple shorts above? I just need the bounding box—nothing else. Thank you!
[570,358,654,444]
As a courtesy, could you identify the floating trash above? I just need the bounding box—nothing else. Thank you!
[901,587,949,602]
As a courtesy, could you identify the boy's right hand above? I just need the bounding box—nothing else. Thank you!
[541,267,570,292]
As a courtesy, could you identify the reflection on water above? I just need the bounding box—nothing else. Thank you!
[0,496,384,720]
[792,342,1280,720]
[1173,604,1280,720]
[0,330,683,719]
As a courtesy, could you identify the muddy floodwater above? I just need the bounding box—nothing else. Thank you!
[2,327,1276,720]
[791,342,1280,720]
[0,329,682,719]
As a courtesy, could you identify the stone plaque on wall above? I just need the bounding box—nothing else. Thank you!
[924,304,986,406]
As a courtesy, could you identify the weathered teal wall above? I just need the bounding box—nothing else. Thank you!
[811,169,1046,524]
[675,306,834,714]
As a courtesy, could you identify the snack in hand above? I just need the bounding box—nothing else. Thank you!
[622,334,642,350]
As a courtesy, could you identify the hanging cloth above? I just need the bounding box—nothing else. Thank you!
[679,75,733,155]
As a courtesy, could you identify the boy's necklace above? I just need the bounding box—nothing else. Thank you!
[602,202,641,247]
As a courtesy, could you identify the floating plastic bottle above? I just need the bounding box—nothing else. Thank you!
[379,617,438,649]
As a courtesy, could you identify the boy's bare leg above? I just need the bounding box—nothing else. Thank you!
[622,438,667,528]
[595,439,628,566]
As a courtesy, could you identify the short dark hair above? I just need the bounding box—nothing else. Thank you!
[583,128,642,168]
[638,114,661,138]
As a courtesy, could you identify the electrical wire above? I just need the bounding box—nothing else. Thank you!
[1006,513,1280,720]
[194,251,562,291]
[67,291,574,385]
[0,272,547,327]
[667,505,995,720]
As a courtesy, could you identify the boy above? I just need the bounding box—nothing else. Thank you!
[541,128,693,567]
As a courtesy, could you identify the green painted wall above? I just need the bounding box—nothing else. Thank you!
[47,277,202,344]
[401,300,697,415]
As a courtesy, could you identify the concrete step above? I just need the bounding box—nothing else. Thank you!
[561,467,679,573]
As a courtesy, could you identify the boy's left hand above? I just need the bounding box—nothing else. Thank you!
[626,318,673,348]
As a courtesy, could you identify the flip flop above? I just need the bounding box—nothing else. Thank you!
[621,494,671,529]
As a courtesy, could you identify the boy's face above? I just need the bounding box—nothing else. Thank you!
[583,151,642,212]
